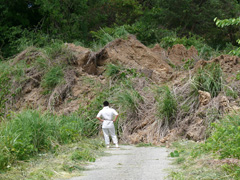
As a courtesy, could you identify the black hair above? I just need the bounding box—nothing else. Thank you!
[103,101,109,106]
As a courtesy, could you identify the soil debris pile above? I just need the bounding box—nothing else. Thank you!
[2,35,240,144]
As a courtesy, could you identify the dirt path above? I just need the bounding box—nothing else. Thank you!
[69,145,173,180]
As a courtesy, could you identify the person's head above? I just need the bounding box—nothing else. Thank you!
[103,101,109,106]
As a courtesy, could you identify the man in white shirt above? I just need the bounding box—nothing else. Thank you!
[96,101,119,148]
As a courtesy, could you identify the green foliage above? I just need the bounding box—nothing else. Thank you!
[0,110,59,165]
[170,150,180,157]
[222,164,240,179]
[116,89,142,113]
[203,113,240,159]
[169,140,232,180]
[236,72,240,81]
[0,109,101,170]
[225,87,238,99]
[0,63,11,116]
[182,59,195,70]
[214,17,240,56]
[1,0,240,58]
[90,26,129,51]
[105,63,137,81]
[157,86,177,121]
[136,143,153,147]
[215,17,240,28]
[41,66,64,93]
[193,63,222,97]
[71,149,96,162]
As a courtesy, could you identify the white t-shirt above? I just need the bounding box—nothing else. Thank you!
[97,106,118,128]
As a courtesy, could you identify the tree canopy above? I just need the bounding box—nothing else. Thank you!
[0,0,239,58]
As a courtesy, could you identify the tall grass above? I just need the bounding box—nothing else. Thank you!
[41,66,64,93]
[156,86,177,121]
[0,110,100,170]
[90,26,129,51]
[193,63,222,97]
[116,89,142,113]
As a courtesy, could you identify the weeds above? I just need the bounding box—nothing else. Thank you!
[0,139,104,179]
[203,112,240,159]
[90,26,129,51]
[156,86,177,121]
[41,66,64,93]
[193,63,222,97]
[170,111,240,180]
[0,109,102,170]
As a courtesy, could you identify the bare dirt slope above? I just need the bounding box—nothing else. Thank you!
[5,35,240,144]
[67,145,173,180]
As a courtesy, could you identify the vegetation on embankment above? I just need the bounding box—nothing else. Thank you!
[0,1,240,178]
[169,111,240,180]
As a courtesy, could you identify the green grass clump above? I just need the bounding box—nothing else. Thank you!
[116,89,142,113]
[157,86,177,121]
[0,111,59,162]
[105,63,137,80]
[236,72,240,81]
[90,26,129,51]
[193,63,222,97]
[41,66,64,93]
[71,149,96,162]
[0,109,100,170]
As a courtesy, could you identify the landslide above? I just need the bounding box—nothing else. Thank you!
[2,35,240,144]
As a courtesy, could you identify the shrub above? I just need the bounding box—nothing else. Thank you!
[193,63,222,97]
[203,112,240,159]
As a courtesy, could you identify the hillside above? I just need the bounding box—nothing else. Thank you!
[1,35,239,145]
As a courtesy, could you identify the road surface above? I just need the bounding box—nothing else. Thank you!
[68,145,173,180]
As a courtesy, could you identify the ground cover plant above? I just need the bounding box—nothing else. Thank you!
[169,111,240,180]
[193,63,222,97]
[0,138,105,180]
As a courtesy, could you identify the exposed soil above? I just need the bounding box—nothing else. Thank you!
[5,35,240,145]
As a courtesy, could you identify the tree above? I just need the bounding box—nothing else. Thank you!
[214,17,240,56]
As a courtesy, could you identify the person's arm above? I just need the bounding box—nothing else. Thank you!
[96,117,104,122]
[113,115,118,122]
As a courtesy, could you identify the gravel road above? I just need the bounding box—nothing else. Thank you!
[68,145,173,180]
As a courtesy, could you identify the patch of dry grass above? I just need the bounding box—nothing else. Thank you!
[168,140,234,180]
[0,138,105,180]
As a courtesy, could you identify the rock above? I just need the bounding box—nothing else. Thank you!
[198,90,211,106]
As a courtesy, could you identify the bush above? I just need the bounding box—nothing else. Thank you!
[203,112,240,159]
[193,63,222,97]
